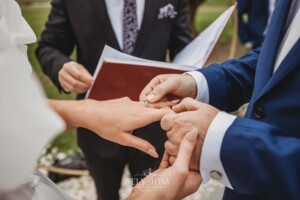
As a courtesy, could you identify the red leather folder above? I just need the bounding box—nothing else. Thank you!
[87,60,187,101]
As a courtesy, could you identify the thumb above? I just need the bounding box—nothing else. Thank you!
[173,128,198,171]
[172,98,201,113]
[146,78,178,103]
[117,133,159,158]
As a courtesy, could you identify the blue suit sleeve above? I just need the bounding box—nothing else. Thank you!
[198,48,261,112]
[221,118,300,199]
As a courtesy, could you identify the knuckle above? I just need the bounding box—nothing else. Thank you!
[76,73,82,80]
[155,85,164,93]
[73,82,80,88]
[164,141,170,151]
[173,136,182,145]
[73,72,81,79]
[156,75,163,80]
[166,130,173,138]
[123,97,130,101]
[63,63,71,69]
[173,119,182,126]
[182,98,190,104]
[161,115,168,125]
[121,139,130,146]
[169,156,176,165]
[62,64,68,69]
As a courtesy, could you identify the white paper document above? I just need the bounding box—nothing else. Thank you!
[172,4,236,68]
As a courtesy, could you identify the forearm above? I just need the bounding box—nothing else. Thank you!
[48,99,91,130]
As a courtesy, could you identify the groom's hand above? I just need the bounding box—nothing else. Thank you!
[140,74,197,103]
[162,98,219,171]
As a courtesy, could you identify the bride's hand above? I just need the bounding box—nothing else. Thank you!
[127,129,202,200]
[49,97,176,157]
[81,97,175,157]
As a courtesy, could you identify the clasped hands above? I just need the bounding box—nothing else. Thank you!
[140,74,219,171]
[127,74,220,199]
[56,68,220,199]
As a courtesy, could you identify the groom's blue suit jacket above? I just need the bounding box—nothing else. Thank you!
[198,0,300,199]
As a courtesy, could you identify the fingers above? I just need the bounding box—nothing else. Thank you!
[76,66,94,85]
[148,99,180,109]
[161,114,177,131]
[169,155,176,165]
[172,98,202,113]
[166,120,192,145]
[136,108,173,129]
[164,140,178,156]
[60,73,91,92]
[139,76,161,100]
[118,133,159,158]
[173,128,198,172]
[59,80,73,92]
[145,77,179,103]
[159,151,170,169]
[58,62,94,93]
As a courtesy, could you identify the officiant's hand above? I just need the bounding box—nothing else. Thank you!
[127,129,201,200]
[58,62,94,94]
[140,74,197,103]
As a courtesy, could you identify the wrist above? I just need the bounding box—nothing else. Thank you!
[73,99,96,129]
[52,99,91,129]
[183,74,197,99]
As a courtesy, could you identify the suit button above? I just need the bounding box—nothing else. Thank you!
[254,106,265,119]
[210,170,222,180]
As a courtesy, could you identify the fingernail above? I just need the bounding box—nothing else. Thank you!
[147,149,159,158]
[171,99,180,104]
[186,129,198,143]
[147,94,155,101]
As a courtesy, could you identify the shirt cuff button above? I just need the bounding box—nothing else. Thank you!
[210,170,222,180]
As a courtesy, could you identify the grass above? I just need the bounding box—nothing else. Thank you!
[21,0,238,154]
[195,4,234,44]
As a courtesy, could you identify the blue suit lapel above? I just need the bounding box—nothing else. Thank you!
[257,39,300,98]
[252,0,292,98]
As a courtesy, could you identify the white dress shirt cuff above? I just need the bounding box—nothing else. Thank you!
[185,71,209,103]
[200,111,236,189]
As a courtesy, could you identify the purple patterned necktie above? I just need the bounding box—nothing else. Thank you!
[123,0,139,54]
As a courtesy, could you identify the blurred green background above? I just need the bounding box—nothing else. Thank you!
[20,0,235,154]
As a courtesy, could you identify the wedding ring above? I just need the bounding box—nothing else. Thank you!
[143,99,150,108]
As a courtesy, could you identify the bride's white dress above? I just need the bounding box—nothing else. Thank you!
[0,0,70,199]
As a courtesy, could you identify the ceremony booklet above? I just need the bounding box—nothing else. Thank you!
[86,5,236,101]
